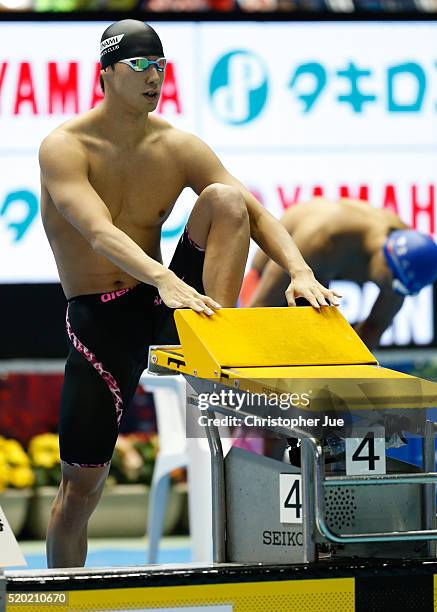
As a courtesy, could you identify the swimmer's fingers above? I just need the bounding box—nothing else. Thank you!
[318,284,342,306]
[287,270,344,309]
[312,287,330,307]
[324,289,343,306]
[198,294,222,311]
[300,289,323,309]
[157,270,221,315]
[297,281,329,307]
[173,287,218,315]
[286,279,326,309]
[286,277,322,309]
[185,297,215,316]
[183,291,221,315]
[164,295,209,314]
[186,299,205,313]
[285,286,297,307]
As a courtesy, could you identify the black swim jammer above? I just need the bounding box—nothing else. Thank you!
[60,228,205,467]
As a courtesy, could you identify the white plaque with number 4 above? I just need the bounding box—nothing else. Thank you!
[345,425,386,476]
[279,474,303,524]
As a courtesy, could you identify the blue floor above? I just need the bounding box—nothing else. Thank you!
[8,539,192,570]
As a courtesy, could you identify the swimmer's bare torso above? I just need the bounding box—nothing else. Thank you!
[41,110,191,299]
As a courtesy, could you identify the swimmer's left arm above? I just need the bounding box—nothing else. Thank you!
[179,132,340,308]
[354,287,404,349]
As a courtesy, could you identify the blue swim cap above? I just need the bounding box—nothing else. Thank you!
[383,229,437,295]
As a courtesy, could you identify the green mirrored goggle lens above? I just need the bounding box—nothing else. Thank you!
[128,57,167,72]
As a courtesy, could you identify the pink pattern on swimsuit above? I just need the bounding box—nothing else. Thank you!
[61,459,111,468]
[185,228,206,252]
[65,305,124,427]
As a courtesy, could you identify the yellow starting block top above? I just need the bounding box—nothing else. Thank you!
[149,307,437,410]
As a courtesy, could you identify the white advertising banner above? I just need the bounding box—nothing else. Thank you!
[0,21,435,346]
[200,22,437,147]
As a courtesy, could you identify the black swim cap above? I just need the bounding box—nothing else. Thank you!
[100,20,164,70]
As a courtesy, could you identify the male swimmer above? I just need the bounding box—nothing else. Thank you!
[241,198,437,349]
[39,20,340,568]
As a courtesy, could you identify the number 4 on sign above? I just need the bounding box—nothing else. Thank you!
[345,426,386,476]
[280,474,303,524]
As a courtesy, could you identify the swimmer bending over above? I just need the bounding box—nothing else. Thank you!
[242,198,437,348]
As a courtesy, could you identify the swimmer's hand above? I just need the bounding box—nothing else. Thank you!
[157,269,221,316]
[285,269,342,309]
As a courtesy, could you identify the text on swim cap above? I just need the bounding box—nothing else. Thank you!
[100,35,124,54]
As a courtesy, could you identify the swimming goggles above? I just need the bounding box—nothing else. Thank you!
[118,57,167,73]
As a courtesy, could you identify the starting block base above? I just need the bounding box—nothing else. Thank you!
[225,447,428,563]
[5,559,437,612]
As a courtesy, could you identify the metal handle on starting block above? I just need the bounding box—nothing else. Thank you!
[310,426,437,544]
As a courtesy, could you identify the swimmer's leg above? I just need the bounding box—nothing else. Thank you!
[46,463,110,568]
[47,300,144,568]
[47,350,116,569]
[187,183,250,307]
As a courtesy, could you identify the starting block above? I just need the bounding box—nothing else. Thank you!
[149,307,437,564]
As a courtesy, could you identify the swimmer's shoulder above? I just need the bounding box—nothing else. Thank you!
[281,198,338,229]
[40,108,100,157]
[39,119,90,180]
[379,207,409,232]
[341,199,408,237]
[147,115,178,145]
[149,116,207,151]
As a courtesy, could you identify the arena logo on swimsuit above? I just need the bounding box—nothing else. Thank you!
[100,288,131,303]
[0,61,181,116]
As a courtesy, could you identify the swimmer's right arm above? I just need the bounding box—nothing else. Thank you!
[38,134,220,315]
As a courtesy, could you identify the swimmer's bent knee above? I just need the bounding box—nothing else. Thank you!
[200,183,244,205]
[200,183,247,222]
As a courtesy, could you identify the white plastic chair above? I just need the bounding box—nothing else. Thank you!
[140,373,231,563]
[140,373,187,563]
